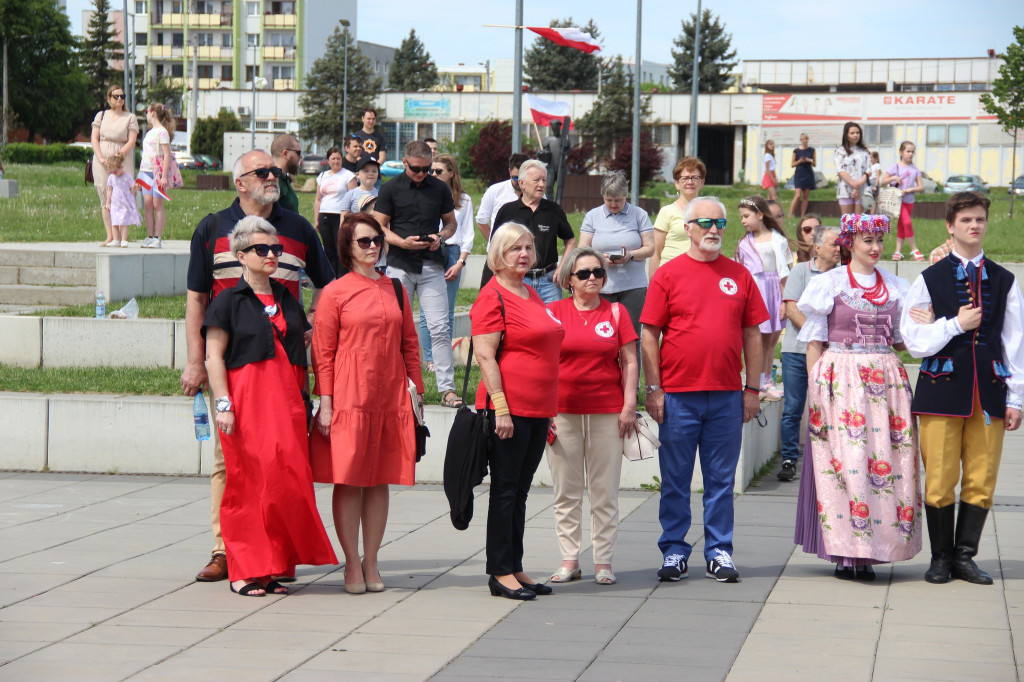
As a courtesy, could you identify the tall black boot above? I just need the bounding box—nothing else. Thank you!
[924,504,955,584]
[952,502,994,585]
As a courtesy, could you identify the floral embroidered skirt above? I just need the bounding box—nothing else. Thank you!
[794,347,922,566]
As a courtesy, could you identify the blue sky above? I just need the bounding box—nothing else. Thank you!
[67,0,1020,68]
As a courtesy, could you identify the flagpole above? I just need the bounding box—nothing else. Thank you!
[631,0,642,206]
[688,0,702,158]
[511,1,524,154]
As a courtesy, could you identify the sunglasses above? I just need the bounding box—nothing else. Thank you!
[406,162,431,174]
[572,267,606,280]
[110,93,126,100]
[287,148,302,156]
[354,235,385,249]
[801,227,816,234]
[686,218,727,230]
[240,166,284,180]
[429,168,446,175]
[241,243,284,257]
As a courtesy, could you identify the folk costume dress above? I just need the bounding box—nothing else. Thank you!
[793,265,922,567]
[310,271,424,487]
[203,279,338,581]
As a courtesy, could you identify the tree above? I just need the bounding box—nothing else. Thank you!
[191,110,244,159]
[524,18,601,91]
[0,0,90,141]
[576,56,651,162]
[607,131,665,190]
[298,26,380,147]
[981,25,1024,217]
[388,29,438,92]
[81,0,124,113]
[142,76,182,111]
[468,121,534,186]
[667,9,737,93]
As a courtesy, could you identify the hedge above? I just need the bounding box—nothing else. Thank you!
[1,143,94,164]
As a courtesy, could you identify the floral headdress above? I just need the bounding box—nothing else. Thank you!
[838,214,890,248]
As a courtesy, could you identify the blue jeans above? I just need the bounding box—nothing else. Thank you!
[657,391,743,562]
[780,352,808,463]
[420,244,461,363]
[526,272,563,304]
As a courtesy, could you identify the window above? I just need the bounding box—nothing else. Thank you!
[221,65,232,81]
[222,33,232,47]
[270,1,294,13]
[197,65,213,78]
[971,83,989,91]
[172,32,183,47]
[195,0,214,13]
[398,122,416,150]
[652,124,672,146]
[927,125,947,146]
[273,121,288,131]
[171,1,181,12]
[948,125,969,146]
[155,32,164,45]
[435,122,454,142]
[268,32,295,47]
[271,65,294,79]
[196,33,214,46]
[135,32,148,46]
[246,65,261,80]
[246,1,259,15]
[155,63,164,78]
[135,1,147,13]
[863,124,893,147]
[171,63,183,77]
[247,33,259,47]
[255,120,269,130]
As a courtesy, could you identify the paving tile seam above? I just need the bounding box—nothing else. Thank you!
[992,512,1022,674]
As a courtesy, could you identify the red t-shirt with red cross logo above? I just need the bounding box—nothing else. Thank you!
[547,298,638,414]
[640,253,768,392]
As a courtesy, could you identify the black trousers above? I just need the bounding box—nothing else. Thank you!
[318,212,341,276]
[486,415,548,576]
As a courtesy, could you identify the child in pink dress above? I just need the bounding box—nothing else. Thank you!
[104,153,141,248]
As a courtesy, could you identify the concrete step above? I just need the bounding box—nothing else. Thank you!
[0,284,95,306]
[0,249,96,269]
[0,266,95,287]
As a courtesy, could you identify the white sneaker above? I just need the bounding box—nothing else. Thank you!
[140,237,154,248]
[120,240,128,248]
[151,238,162,249]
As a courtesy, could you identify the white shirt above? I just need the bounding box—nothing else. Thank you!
[443,192,475,255]
[316,168,355,214]
[900,247,1024,409]
[476,179,520,236]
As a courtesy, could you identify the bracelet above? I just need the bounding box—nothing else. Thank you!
[744,385,760,395]
[491,391,510,416]
[458,259,466,266]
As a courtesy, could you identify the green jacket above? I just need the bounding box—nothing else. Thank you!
[277,173,299,214]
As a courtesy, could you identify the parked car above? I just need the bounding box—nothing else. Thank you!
[173,152,204,171]
[380,160,404,179]
[300,154,325,174]
[194,153,222,171]
[943,175,989,194]
[783,170,829,190]
[920,171,939,193]
[1009,175,1024,196]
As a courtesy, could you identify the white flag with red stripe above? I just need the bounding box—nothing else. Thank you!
[526,95,573,129]
[527,26,601,54]
[135,176,171,202]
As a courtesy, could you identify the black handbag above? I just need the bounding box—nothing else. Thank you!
[443,291,504,530]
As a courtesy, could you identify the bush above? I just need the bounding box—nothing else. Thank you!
[607,131,665,190]
[468,120,534,186]
[565,138,595,176]
[190,110,244,159]
[1,143,94,164]
[444,122,482,180]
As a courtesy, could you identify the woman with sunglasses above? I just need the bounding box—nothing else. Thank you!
[546,247,638,586]
[472,222,565,600]
[90,85,139,247]
[793,214,822,264]
[777,224,840,482]
[419,153,474,373]
[793,214,922,580]
[310,213,424,595]
[203,216,338,597]
[314,146,355,274]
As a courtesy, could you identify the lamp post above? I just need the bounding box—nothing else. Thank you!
[340,19,350,139]
[251,43,257,148]
[688,0,702,158]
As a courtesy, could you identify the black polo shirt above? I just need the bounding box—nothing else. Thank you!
[493,198,574,270]
[376,172,455,274]
[342,157,358,173]
[202,277,310,370]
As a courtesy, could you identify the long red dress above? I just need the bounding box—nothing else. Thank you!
[220,293,338,580]
[310,272,424,487]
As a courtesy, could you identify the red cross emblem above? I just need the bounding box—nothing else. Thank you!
[719,277,738,295]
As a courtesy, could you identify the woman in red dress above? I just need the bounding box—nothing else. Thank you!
[310,213,424,594]
[204,216,338,597]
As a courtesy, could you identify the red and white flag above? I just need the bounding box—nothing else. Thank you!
[526,95,573,129]
[135,176,171,202]
[526,26,601,54]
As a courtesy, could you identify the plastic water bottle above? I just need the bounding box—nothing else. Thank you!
[95,289,106,319]
[193,391,211,441]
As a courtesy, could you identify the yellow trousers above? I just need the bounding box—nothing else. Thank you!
[919,391,1005,509]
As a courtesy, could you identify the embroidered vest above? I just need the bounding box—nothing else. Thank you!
[911,255,1013,419]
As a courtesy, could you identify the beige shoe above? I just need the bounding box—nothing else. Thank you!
[550,566,582,583]
[595,569,617,585]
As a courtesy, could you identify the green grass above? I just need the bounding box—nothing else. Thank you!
[0,364,184,395]
[31,294,188,320]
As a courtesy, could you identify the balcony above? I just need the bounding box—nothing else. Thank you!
[262,46,296,60]
[272,78,295,90]
[153,12,184,26]
[197,46,233,60]
[148,45,184,59]
[189,13,232,27]
[263,13,296,28]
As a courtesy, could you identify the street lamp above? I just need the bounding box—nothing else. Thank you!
[340,19,350,141]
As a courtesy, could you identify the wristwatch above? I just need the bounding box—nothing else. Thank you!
[215,396,233,413]
[458,259,466,266]
[645,384,662,394]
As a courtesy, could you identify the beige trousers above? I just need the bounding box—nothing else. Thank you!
[209,393,226,555]
[548,413,623,564]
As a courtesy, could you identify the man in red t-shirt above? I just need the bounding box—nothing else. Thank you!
[640,196,768,584]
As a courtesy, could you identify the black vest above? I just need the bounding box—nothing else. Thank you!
[911,255,1014,419]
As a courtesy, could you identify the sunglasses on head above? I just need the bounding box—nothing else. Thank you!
[354,235,384,249]
[406,161,431,174]
[241,243,284,257]
[572,267,606,280]
[240,166,284,180]
[686,218,727,230]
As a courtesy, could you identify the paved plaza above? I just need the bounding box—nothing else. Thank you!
[2,426,1023,681]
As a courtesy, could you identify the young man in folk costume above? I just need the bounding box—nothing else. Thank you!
[901,191,1024,584]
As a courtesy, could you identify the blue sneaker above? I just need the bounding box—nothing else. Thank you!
[706,549,740,583]
[658,553,687,581]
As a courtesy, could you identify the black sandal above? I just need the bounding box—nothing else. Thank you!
[264,580,289,594]
[230,581,266,597]
[441,391,464,408]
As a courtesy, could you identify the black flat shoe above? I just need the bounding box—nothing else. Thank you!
[834,565,856,581]
[488,576,535,600]
[230,581,266,597]
[519,581,553,596]
[855,565,876,582]
[264,579,289,594]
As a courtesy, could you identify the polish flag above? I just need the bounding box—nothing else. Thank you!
[527,26,601,54]
[526,95,573,129]
[135,176,171,202]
